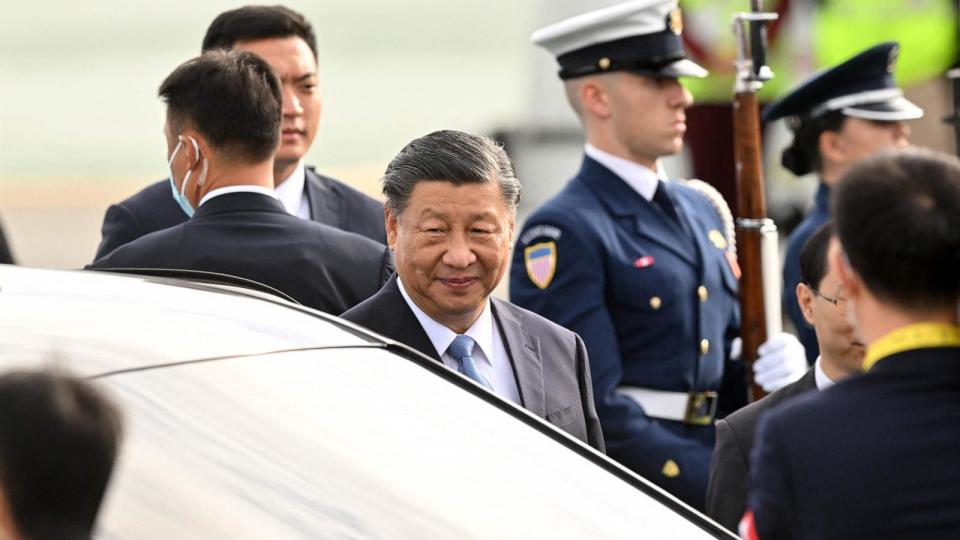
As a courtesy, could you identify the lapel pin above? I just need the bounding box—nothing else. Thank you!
[634,255,655,268]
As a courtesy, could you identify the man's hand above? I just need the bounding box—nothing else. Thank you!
[752,333,807,393]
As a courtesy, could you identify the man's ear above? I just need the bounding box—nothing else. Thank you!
[385,207,399,250]
[797,282,816,327]
[581,77,612,119]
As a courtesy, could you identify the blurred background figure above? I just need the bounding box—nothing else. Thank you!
[0,216,14,265]
[0,369,123,540]
[705,222,865,532]
[746,149,960,539]
[763,42,922,364]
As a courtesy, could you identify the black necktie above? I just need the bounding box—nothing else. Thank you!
[652,181,682,227]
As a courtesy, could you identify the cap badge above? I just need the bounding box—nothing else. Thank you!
[525,241,557,290]
[667,8,683,35]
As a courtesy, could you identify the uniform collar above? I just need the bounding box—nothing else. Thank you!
[199,185,277,207]
[813,356,835,390]
[863,322,960,371]
[395,277,495,365]
[585,143,663,202]
[274,161,307,217]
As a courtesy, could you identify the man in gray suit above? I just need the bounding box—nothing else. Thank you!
[705,222,865,531]
[342,130,604,451]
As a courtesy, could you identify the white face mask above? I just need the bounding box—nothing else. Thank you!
[167,136,208,217]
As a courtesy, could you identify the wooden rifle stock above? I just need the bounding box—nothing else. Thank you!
[733,92,768,402]
[732,5,778,402]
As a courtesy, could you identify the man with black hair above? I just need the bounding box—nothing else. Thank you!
[705,222,865,531]
[763,42,922,364]
[745,149,960,539]
[95,5,385,260]
[0,370,123,540]
[343,130,604,451]
[90,51,392,314]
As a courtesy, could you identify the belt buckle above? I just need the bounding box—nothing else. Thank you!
[684,391,718,426]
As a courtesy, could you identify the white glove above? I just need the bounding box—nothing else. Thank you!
[752,332,807,393]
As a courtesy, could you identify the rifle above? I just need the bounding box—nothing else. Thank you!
[945,68,960,156]
[731,1,781,402]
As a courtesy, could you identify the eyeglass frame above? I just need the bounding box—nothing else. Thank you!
[803,282,847,308]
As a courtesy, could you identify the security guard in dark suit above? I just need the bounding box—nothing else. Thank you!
[763,42,922,364]
[510,0,806,510]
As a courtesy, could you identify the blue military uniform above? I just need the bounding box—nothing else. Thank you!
[515,0,747,510]
[511,156,743,509]
[764,41,923,364]
[781,184,830,363]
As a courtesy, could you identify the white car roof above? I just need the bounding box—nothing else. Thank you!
[0,265,376,376]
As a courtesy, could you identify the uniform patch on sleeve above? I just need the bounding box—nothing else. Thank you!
[524,241,557,290]
[520,225,562,246]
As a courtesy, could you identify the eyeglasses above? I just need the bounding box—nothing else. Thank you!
[805,283,848,309]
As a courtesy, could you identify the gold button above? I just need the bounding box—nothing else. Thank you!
[662,459,680,478]
[698,285,708,302]
[649,296,662,310]
[700,339,710,355]
[598,57,611,70]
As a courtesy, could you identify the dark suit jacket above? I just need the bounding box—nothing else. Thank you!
[342,275,605,452]
[750,347,960,539]
[95,167,386,259]
[90,192,393,315]
[705,368,818,532]
[0,216,14,265]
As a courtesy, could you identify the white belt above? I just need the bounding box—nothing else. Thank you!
[617,386,718,426]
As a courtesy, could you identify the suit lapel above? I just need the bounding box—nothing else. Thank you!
[491,299,545,417]
[304,168,341,228]
[369,276,440,362]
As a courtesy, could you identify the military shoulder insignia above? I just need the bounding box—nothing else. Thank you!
[708,229,727,250]
[524,241,557,290]
[520,225,561,246]
[661,459,680,478]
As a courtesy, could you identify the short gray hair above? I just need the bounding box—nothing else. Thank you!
[382,130,521,215]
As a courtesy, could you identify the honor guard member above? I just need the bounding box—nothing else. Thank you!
[764,42,921,364]
[510,0,806,509]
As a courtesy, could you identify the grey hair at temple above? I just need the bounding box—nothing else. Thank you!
[381,130,521,215]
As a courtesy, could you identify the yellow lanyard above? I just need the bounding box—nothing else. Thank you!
[863,323,960,372]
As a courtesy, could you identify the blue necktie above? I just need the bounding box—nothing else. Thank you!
[447,335,491,389]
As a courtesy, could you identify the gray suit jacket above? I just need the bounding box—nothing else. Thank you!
[341,275,605,452]
[705,368,818,532]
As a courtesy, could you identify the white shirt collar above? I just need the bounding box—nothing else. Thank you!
[396,277,495,365]
[199,185,278,207]
[585,143,664,201]
[273,161,310,219]
[813,356,835,390]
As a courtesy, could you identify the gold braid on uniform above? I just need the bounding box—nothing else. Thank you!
[681,179,736,256]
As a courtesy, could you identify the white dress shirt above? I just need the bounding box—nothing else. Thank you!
[813,356,836,390]
[397,277,521,404]
[199,185,278,207]
[585,143,664,202]
[273,161,311,219]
